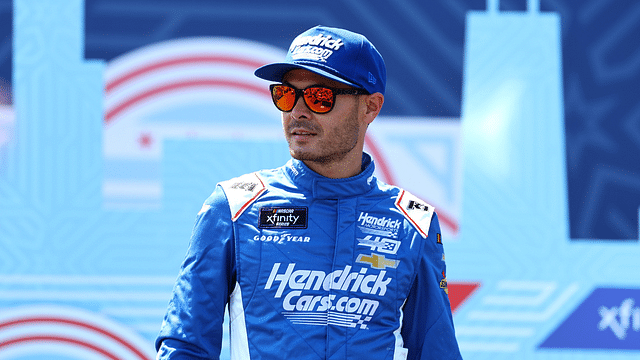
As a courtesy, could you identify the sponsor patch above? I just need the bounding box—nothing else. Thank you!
[357,253,399,270]
[230,181,259,192]
[440,270,449,295]
[220,172,267,221]
[264,263,391,330]
[407,199,431,212]
[252,233,311,244]
[357,212,402,239]
[357,235,401,255]
[394,190,434,239]
[259,207,308,229]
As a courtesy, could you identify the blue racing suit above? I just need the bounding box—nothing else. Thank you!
[156,153,462,360]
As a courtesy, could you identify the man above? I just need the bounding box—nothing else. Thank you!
[156,25,462,360]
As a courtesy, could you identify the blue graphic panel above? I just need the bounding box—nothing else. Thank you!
[540,288,640,351]
[445,2,640,359]
[6,0,104,272]
[460,3,568,246]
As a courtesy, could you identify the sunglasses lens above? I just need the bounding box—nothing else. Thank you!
[271,85,337,114]
[304,87,334,114]
[271,85,296,111]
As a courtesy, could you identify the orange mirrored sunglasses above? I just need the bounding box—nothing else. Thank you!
[270,84,369,114]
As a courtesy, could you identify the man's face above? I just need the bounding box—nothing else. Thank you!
[280,69,366,166]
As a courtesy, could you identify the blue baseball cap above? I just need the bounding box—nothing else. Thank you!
[255,25,386,95]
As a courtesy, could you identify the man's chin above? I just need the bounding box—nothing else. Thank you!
[289,149,349,165]
[289,149,315,161]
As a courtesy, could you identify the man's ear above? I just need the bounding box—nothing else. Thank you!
[363,93,384,124]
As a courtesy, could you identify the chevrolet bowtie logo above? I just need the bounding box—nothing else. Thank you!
[356,253,399,269]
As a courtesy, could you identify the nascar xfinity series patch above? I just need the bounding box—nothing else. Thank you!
[259,207,308,229]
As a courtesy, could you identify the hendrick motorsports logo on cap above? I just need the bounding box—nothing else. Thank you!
[289,33,345,63]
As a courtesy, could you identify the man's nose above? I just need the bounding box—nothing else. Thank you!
[289,94,312,118]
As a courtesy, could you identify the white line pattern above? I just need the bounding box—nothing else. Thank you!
[457,281,580,353]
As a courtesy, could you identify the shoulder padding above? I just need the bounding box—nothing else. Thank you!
[219,172,267,222]
[394,189,434,239]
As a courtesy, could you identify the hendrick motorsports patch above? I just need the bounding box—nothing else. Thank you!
[259,207,308,229]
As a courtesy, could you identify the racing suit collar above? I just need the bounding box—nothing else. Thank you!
[285,153,377,199]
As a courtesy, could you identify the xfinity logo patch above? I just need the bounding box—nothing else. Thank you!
[259,207,308,229]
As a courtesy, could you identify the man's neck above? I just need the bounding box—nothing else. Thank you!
[303,153,363,179]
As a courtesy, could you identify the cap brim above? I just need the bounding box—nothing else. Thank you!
[254,62,361,89]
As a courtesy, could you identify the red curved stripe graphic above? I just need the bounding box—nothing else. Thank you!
[0,316,148,360]
[364,134,460,234]
[0,335,120,360]
[105,79,270,124]
[106,55,267,93]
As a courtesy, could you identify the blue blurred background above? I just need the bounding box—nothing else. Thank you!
[1,0,640,359]
[1,0,638,240]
